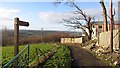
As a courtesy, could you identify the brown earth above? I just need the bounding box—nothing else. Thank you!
[69,45,111,68]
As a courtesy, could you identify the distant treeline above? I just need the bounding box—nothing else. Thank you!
[2,29,81,46]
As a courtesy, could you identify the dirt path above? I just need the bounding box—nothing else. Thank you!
[69,45,109,67]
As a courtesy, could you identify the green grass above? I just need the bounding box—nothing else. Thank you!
[42,45,71,68]
[2,43,55,66]
[0,46,2,68]
[2,43,71,67]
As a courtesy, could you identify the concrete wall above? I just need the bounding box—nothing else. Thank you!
[61,37,83,44]
[85,28,97,39]
[92,28,97,38]
[99,29,120,50]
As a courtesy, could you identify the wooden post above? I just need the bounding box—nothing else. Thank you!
[27,45,30,66]
[14,17,19,66]
[41,28,43,43]
[110,0,113,53]
[14,17,29,66]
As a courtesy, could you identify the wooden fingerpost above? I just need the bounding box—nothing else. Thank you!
[14,18,19,67]
[14,17,29,67]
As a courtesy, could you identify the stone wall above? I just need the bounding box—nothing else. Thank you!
[98,29,120,50]
[61,37,83,44]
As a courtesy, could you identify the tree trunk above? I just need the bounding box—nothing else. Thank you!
[100,0,108,31]
[88,29,92,41]
[118,1,120,23]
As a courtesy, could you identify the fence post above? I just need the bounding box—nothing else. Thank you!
[14,17,19,67]
[36,48,39,61]
[27,45,30,67]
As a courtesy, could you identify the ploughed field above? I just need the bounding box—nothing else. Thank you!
[2,43,71,67]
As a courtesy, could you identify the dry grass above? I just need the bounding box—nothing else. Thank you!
[79,39,120,67]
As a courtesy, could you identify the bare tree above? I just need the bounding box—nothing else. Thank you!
[99,0,108,31]
[100,0,115,53]
[57,2,95,41]
[99,0,115,31]
[119,1,120,23]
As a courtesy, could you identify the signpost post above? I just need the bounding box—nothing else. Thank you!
[14,17,29,66]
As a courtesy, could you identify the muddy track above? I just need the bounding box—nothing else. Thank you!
[69,45,110,68]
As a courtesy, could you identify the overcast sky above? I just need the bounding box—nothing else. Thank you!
[0,1,118,31]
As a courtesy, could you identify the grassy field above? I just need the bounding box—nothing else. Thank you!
[2,43,71,67]
[42,45,71,68]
